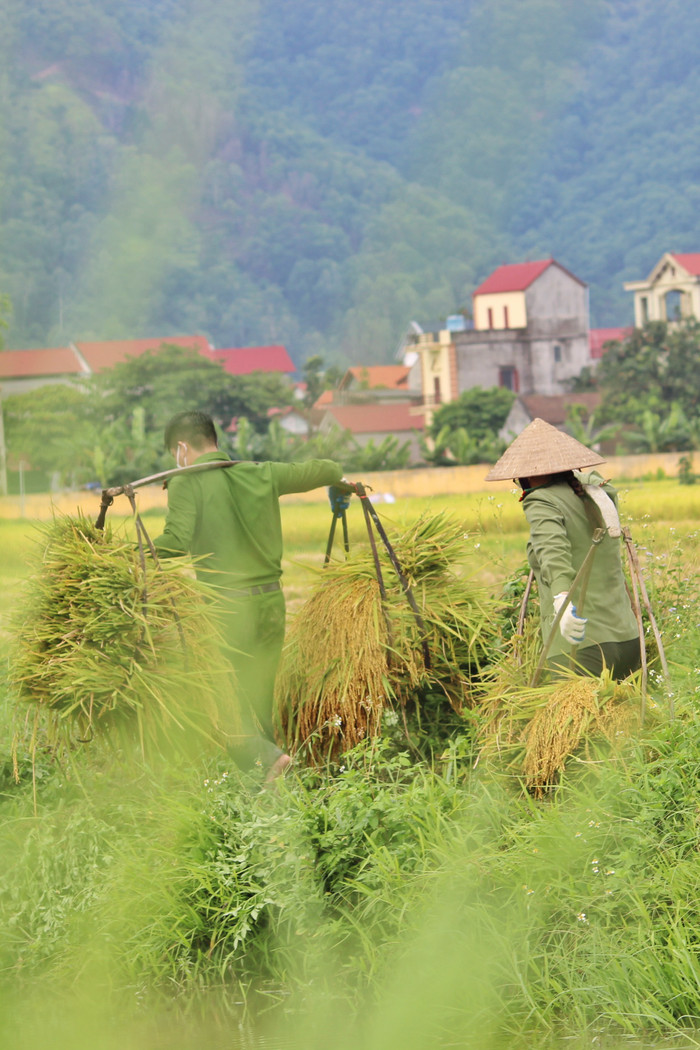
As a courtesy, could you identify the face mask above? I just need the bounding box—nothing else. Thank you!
[176,442,188,469]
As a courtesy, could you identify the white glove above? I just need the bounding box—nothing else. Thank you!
[553,592,587,645]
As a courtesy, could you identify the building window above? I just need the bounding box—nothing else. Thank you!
[640,296,649,323]
[665,289,683,321]
[433,376,441,404]
[553,344,562,363]
[503,305,509,328]
[487,307,494,329]
[499,366,519,392]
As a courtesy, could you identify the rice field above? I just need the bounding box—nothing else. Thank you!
[2,479,700,1050]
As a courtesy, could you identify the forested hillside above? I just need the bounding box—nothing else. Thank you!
[1,0,698,364]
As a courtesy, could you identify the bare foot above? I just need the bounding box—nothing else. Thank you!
[264,753,292,783]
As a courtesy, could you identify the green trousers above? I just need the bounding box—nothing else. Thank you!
[216,588,286,769]
[547,637,642,681]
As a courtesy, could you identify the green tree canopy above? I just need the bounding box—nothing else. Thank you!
[5,346,299,487]
[596,321,700,426]
[428,387,515,442]
[422,387,514,466]
[94,345,294,436]
[4,383,95,480]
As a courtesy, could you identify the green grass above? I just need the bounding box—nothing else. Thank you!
[2,486,700,1049]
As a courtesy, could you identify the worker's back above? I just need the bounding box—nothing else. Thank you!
[523,472,637,656]
[155,453,341,589]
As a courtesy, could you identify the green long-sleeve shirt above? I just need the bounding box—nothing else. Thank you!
[522,470,638,658]
[154,453,343,590]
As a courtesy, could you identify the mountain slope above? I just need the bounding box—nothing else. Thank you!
[1,0,699,360]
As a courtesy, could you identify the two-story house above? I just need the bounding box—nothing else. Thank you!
[407,258,592,425]
[623,252,700,326]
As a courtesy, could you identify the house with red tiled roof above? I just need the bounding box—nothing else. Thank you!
[472,258,586,333]
[315,363,420,412]
[0,336,298,397]
[589,327,633,359]
[406,258,591,419]
[212,344,295,377]
[624,252,700,327]
[0,346,88,395]
[319,402,427,464]
[312,388,334,409]
[338,364,410,394]
[73,335,211,373]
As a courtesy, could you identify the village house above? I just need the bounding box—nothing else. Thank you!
[309,363,426,461]
[0,346,89,396]
[333,364,418,404]
[211,344,295,378]
[624,252,700,327]
[588,327,633,361]
[406,259,592,425]
[0,336,296,397]
[318,402,427,464]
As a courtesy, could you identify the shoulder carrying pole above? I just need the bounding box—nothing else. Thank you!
[94,459,240,530]
[321,481,431,670]
[623,527,671,720]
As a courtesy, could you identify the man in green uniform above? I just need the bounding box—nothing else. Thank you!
[154,410,346,777]
[486,418,640,680]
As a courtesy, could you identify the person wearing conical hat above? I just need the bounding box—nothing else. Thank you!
[486,418,640,679]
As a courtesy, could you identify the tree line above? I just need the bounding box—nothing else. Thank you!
[2,346,413,488]
[4,320,700,491]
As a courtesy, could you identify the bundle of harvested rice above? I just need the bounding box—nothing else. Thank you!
[478,664,640,797]
[277,568,390,759]
[10,514,239,757]
[276,512,500,761]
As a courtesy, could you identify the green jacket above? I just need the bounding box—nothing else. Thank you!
[154,453,342,590]
[522,470,638,658]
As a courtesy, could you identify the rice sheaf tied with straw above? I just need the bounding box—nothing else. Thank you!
[10,515,238,756]
[276,512,499,761]
[477,627,642,797]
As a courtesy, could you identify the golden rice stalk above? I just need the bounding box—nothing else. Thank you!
[9,514,239,759]
[478,666,640,797]
[278,570,390,757]
[277,511,501,761]
[520,676,635,796]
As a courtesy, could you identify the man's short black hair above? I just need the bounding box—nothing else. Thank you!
[164,411,218,451]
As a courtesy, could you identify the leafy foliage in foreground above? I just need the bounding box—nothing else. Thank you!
[2,705,700,1041]
[2,506,700,1046]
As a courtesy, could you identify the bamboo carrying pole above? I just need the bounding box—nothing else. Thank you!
[623,527,671,719]
[95,460,241,530]
[515,569,535,667]
[323,482,431,670]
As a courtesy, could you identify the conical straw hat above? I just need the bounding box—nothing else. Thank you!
[485,417,605,481]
